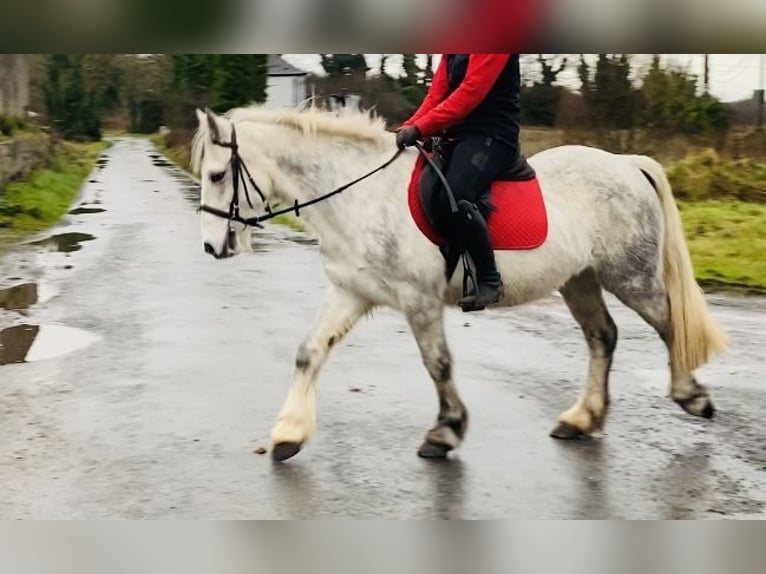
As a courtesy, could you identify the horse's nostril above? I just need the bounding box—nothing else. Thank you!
[204,242,216,256]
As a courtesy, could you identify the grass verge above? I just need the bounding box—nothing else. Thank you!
[0,139,109,248]
[270,213,305,232]
[679,200,766,293]
[149,133,192,172]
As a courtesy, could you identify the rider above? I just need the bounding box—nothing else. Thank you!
[396,54,522,312]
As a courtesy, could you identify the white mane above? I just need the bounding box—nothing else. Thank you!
[191,105,390,175]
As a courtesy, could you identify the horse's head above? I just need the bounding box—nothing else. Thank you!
[193,108,270,259]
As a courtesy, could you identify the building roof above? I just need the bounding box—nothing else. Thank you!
[268,55,308,77]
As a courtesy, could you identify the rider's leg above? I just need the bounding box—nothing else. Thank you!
[435,136,515,311]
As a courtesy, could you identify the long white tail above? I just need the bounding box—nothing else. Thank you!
[627,155,728,372]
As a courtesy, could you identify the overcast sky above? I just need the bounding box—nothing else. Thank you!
[283,54,765,103]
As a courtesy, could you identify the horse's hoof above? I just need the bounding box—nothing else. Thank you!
[676,395,715,419]
[418,441,452,459]
[550,422,591,440]
[272,442,302,462]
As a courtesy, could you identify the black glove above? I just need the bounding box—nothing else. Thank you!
[396,125,421,149]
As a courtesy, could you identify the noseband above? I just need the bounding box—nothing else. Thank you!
[197,123,404,230]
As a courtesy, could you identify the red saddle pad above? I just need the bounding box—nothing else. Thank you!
[407,154,548,250]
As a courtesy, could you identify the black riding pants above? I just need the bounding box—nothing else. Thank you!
[434,136,516,233]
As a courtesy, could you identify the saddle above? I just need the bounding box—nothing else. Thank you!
[418,144,537,228]
[408,140,549,282]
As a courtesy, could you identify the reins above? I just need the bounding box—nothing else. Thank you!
[255,146,403,224]
[198,124,405,228]
[198,122,474,288]
[198,125,461,229]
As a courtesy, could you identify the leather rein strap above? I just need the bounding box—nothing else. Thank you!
[197,124,404,228]
[197,126,473,290]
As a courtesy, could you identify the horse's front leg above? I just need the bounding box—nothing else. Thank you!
[406,303,468,459]
[271,286,369,462]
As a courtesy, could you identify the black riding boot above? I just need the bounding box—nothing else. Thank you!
[455,201,504,312]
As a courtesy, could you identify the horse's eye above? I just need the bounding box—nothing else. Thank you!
[209,171,225,184]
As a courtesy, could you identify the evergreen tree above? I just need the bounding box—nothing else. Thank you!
[379,54,389,78]
[399,54,426,107]
[580,54,637,131]
[171,54,217,105]
[639,56,728,135]
[400,54,420,88]
[424,54,434,87]
[521,55,568,126]
[42,54,101,141]
[319,54,369,77]
[640,55,667,129]
[81,54,124,115]
[212,55,267,112]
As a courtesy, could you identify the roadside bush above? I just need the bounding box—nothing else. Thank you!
[667,149,766,202]
[0,114,26,136]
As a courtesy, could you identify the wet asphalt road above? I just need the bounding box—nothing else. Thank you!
[1,138,765,519]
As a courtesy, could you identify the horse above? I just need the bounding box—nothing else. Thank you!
[190,105,728,462]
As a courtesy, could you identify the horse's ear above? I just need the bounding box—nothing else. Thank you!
[204,107,223,143]
[195,108,206,127]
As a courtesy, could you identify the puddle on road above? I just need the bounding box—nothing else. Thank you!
[29,232,96,253]
[0,283,58,313]
[287,236,318,246]
[151,153,201,206]
[69,207,106,215]
[152,157,174,168]
[0,324,100,365]
[0,283,37,311]
[181,185,200,205]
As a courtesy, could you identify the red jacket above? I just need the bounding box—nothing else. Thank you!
[404,54,512,138]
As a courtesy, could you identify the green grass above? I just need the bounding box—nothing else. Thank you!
[149,133,192,172]
[0,140,109,246]
[668,149,766,202]
[679,200,766,292]
[270,213,305,232]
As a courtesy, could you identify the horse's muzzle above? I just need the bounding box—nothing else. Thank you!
[204,242,228,259]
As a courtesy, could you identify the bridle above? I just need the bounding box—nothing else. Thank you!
[197,123,405,233]
[197,125,269,230]
[197,123,474,289]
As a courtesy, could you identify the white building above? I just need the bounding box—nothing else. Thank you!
[265,55,308,109]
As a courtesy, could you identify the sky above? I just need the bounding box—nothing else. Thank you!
[283,54,766,103]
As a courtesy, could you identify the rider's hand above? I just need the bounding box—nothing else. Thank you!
[396,125,421,149]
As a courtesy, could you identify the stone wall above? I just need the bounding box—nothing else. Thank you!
[0,55,30,118]
[0,133,51,193]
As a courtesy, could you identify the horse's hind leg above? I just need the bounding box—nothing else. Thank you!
[551,268,618,439]
[607,279,715,419]
[270,286,370,462]
[406,303,468,458]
